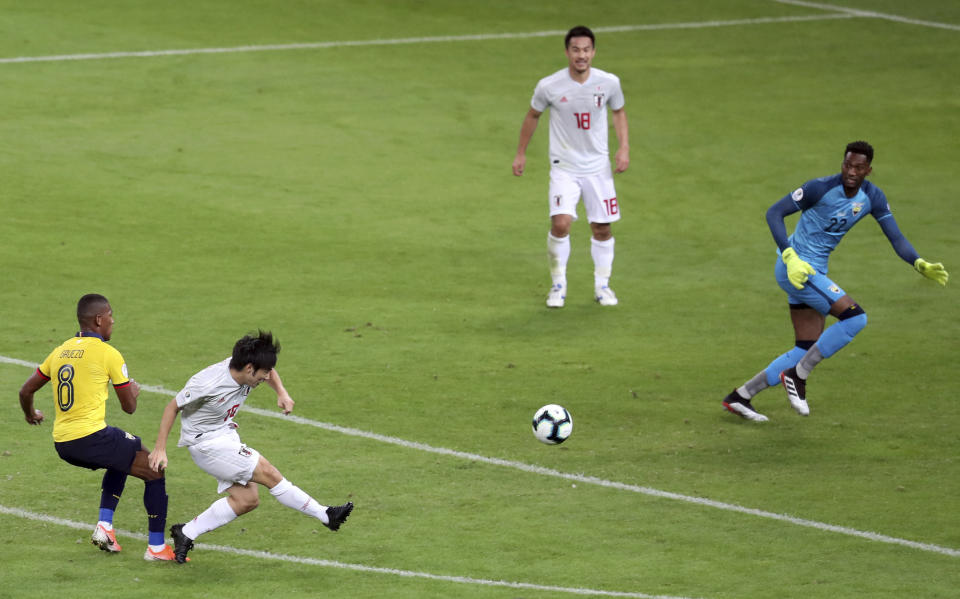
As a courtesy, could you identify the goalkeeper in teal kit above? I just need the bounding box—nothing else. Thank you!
[723,141,948,422]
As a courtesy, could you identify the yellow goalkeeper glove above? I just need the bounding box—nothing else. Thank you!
[781,247,816,290]
[914,258,948,286]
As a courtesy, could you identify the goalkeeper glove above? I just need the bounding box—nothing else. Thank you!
[914,258,949,286]
[781,247,816,290]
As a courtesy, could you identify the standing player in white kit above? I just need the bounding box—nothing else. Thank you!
[512,25,630,308]
[148,330,353,564]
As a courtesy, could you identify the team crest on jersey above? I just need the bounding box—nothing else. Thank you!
[593,90,605,108]
[851,202,864,216]
[791,187,803,202]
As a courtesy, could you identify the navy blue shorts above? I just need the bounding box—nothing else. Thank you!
[54,426,142,472]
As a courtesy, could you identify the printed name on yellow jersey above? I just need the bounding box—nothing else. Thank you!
[59,349,85,359]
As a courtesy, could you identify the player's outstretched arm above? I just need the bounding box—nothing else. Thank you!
[877,217,948,286]
[149,398,181,472]
[765,195,813,289]
[116,379,140,414]
[18,371,47,425]
[266,369,295,415]
[765,195,799,251]
[512,108,542,176]
[612,107,629,173]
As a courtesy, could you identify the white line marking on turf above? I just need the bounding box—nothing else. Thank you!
[775,0,960,31]
[0,14,854,65]
[3,355,957,558]
[0,505,703,599]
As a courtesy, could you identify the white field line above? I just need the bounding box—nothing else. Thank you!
[3,354,958,558]
[0,14,855,65]
[775,0,960,31]
[0,505,702,599]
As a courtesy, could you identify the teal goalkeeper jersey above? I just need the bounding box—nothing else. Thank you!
[787,174,892,273]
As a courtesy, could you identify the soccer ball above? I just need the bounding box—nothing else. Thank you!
[531,404,573,445]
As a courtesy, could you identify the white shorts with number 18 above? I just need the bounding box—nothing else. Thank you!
[548,165,621,224]
[188,430,261,493]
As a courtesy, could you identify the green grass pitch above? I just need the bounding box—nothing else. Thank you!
[1,1,958,598]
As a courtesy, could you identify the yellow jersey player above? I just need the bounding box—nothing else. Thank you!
[18,294,179,561]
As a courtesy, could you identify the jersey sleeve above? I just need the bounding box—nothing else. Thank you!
[530,79,549,112]
[37,349,57,380]
[175,376,206,409]
[866,184,893,222]
[791,177,832,211]
[104,346,131,388]
[607,75,625,110]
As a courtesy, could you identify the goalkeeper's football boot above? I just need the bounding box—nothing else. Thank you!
[144,544,186,561]
[91,523,122,552]
[546,284,565,308]
[722,391,769,422]
[780,367,810,416]
[324,502,354,532]
[170,523,194,564]
[595,286,618,306]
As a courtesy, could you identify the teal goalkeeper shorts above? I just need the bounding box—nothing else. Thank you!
[774,256,846,315]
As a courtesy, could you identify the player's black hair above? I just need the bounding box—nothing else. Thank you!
[845,140,874,164]
[230,329,280,372]
[565,26,595,48]
[77,293,110,326]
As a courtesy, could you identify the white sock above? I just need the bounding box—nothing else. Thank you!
[269,478,329,524]
[547,232,570,287]
[591,236,615,288]
[183,497,237,540]
[96,520,113,531]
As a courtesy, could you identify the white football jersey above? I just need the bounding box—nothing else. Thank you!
[175,358,252,447]
[530,67,625,175]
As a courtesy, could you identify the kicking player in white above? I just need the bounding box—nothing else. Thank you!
[148,330,353,563]
[512,25,630,307]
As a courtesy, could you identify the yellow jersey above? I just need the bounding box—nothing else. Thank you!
[37,333,131,442]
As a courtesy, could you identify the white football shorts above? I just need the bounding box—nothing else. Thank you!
[548,165,621,224]
[187,430,261,493]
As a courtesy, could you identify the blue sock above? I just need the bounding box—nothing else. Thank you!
[817,313,867,358]
[98,508,115,525]
[764,346,807,386]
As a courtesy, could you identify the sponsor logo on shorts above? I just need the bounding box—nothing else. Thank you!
[125,432,136,440]
[829,285,841,294]
[238,445,252,458]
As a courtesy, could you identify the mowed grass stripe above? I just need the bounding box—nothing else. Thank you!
[775,0,960,31]
[0,13,855,64]
[3,355,958,558]
[0,505,706,599]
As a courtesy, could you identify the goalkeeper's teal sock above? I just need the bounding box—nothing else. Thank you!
[817,306,867,359]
